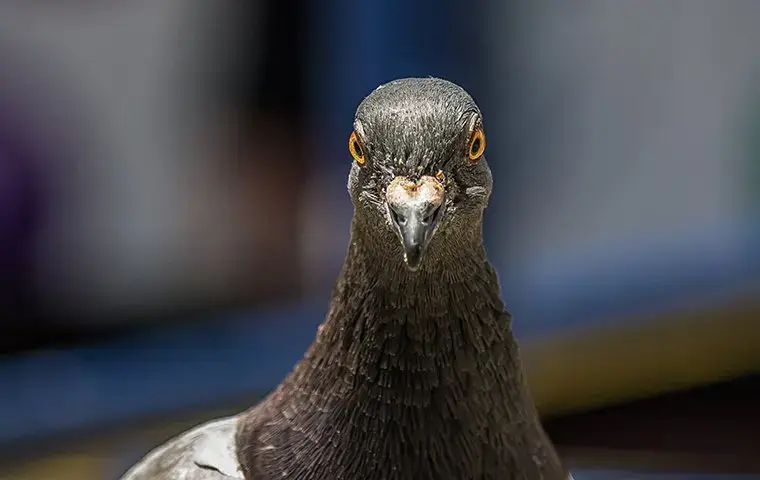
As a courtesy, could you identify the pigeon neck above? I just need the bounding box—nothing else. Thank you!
[237,221,566,479]
[307,226,531,406]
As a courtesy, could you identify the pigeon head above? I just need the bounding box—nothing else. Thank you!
[347,77,493,271]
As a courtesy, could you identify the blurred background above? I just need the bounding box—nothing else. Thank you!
[0,1,759,478]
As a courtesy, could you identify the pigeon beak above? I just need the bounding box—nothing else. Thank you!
[386,175,445,271]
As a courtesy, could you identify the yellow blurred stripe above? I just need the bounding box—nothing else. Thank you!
[526,295,760,415]
[0,454,104,480]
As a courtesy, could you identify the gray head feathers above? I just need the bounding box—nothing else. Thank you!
[354,77,481,177]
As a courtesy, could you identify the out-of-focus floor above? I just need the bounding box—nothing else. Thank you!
[1,376,759,479]
[549,375,760,474]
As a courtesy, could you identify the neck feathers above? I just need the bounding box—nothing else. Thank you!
[237,225,566,479]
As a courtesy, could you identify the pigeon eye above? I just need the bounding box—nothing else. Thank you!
[349,131,366,165]
[468,128,486,162]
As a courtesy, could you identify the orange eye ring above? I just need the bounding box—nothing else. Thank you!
[468,128,486,161]
[349,131,366,165]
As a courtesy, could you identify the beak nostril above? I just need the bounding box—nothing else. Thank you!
[390,208,406,227]
[421,204,441,226]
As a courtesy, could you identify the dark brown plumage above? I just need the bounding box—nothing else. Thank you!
[119,77,570,480]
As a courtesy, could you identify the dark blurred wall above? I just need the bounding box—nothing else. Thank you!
[0,85,50,347]
[197,0,309,304]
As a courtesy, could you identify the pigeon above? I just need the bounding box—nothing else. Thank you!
[119,77,571,480]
